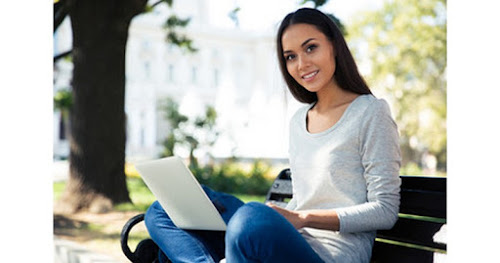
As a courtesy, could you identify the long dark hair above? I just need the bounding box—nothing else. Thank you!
[277,8,372,103]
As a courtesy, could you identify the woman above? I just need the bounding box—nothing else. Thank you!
[145,7,401,263]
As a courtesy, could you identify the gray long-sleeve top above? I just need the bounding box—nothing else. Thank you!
[287,94,401,263]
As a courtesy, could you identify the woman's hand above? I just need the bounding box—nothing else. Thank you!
[267,203,341,231]
[266,202,307,229]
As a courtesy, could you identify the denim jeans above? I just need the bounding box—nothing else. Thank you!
[144,186,324,263]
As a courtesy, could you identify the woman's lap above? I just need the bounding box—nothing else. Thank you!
[225,202,324,263]
[144,186,323,263]
[144,186,243,263]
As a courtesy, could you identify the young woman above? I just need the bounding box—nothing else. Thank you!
[144,7,401,263]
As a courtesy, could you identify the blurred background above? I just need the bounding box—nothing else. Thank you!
[52,0,446,262]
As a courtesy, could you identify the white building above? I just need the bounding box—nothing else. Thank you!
[53,0,302,162]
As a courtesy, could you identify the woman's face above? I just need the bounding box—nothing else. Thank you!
[281,23,336,94]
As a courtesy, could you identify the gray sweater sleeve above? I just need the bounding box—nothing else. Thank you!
[336,99,401,233]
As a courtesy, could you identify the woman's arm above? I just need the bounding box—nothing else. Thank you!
[333,99,401,233]
[271,99,401,233]
[268,203,340,231]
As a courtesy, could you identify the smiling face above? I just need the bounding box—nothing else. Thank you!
[281,23,337,94]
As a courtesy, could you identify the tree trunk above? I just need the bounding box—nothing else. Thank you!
[56,0,147,214]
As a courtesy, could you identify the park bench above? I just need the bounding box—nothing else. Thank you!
[121,169,446,263]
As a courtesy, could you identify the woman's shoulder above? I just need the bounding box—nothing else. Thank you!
[355,94,391,115]
[355,95,397,134]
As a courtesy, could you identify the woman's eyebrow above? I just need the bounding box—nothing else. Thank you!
[283,38,317,55]
[301,38,316,47]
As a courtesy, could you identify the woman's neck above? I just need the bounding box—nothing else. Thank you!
[314,81,357,113]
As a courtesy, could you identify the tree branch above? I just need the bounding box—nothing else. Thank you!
[151,0,167,9]
[54,0,70,33]
[54,50,72,62]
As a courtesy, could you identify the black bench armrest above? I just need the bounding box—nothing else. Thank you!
[120,213,159,263]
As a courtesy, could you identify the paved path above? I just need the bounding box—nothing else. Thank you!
[54,238,124,263]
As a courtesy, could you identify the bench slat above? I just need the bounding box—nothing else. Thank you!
[371,240,438,263]
[399,176,446,218]
[400,175,446,192]
[376,217,446,250]
[400,190,446,218]
[372,176,447,262]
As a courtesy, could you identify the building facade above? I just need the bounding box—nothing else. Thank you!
[53,0,302,162]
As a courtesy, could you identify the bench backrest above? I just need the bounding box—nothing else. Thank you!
[265,168,293,207]
[265,169,447,263]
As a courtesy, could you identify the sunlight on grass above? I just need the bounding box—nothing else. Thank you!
[115,177,157,212]
[54,177,267,213]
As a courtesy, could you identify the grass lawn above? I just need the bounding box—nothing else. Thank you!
[53,177,266,262]
[54,177,267,212]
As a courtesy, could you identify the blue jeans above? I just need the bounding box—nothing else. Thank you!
[144,186,324,263]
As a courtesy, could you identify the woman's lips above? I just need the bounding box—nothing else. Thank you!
[302,70,319,81]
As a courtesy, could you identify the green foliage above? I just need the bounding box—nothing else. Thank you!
[348,0,447,171]
[141,1,196,53]
[159,97,219,167]
[165,15,191,27]
[163,15,197,53]
[400,162,424,176]
[54,89,72,112]
[159,97,188,158]
[192,159,274,195]
[116,173,268,212]
[161,97,188,128]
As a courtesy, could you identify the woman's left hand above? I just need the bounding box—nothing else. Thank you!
[266,202,306,229]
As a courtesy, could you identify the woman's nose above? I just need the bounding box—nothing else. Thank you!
[298,54,310,71]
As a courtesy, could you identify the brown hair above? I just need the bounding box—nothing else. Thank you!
[277,8,372,103]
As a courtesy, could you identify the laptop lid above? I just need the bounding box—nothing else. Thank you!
[135,156,226,231]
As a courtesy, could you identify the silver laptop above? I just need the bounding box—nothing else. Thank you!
[135,156,226,231]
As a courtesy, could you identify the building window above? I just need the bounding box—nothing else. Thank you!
[144,61,151,78]
[191,66,197,84]
[167,44,174,54]
[140,111,146,146]
[142,40,151,51]
[168,64,174,82]
[214,68,219,87]
[140,128,145,147]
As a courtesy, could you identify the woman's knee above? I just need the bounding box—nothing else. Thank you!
[226,202,276,241]
[144,200,168,230]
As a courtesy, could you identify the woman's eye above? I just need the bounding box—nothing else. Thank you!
[306,44,317,53]
[285,54,296,61]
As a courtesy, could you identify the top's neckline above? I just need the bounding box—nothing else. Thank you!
[303,94,368,136]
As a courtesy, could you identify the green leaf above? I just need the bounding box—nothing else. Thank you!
[54,90,72,111]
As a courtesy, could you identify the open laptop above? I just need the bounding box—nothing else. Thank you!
[135,156,226,231]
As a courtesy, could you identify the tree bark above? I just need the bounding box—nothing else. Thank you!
[56,0,147,213]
